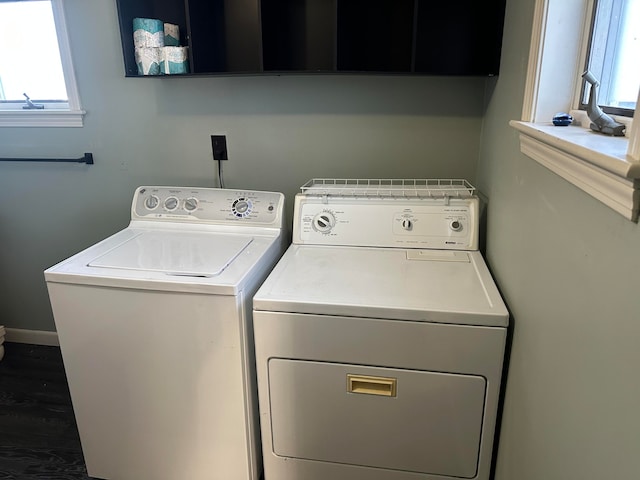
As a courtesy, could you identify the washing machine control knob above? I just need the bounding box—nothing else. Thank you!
[232,198,253,217]
[313,211,336,233]
[450,220,463,232]
[235,200,249,213]
[402,219,413,230]
[145,195,159,210]
[184,197,198,212]
[164,196,179,211]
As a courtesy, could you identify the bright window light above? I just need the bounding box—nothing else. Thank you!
[0,1,68,102]
[611,0,640,108]
[585,0,639,113]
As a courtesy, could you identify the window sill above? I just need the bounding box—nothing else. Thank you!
[0,109,85,127]
[510,120,640,221]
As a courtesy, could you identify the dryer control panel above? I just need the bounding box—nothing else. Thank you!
[131,186,285,226]
[293,196,479,250]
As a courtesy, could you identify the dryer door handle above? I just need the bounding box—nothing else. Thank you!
[347,374,397,397]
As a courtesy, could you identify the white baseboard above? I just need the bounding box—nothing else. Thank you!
[4,328,59,346]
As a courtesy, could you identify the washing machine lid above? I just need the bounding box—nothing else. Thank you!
[253,244,509,327]
[45,226,283,295]
[88,231,252,277]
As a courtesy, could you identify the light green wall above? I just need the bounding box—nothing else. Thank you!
[477,0,640,478]
[0,0,487,331]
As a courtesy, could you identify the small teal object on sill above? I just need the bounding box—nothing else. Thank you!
[552,112,573,126]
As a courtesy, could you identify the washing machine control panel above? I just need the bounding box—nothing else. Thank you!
[131,186,284,226]
[295,197,479,250]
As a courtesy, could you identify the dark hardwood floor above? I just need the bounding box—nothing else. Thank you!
[0,342,93,480]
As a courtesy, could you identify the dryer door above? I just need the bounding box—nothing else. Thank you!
[268,359,486,478]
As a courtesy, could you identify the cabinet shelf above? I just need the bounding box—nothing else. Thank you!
[116,0,506,77]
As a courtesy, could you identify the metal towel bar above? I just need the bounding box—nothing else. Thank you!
[0,152,94,165]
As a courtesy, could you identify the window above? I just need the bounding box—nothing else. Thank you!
[511,0,640,221]
[0,0,84,127]
[581,0,639,116]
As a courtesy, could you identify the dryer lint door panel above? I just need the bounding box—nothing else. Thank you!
[268,359,486,478]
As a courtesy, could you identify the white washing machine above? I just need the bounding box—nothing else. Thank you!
[45,186,285,480]
[253,179,509,480]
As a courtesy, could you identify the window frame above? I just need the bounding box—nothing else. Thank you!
[0,0,85,127]
[511,0,640,222]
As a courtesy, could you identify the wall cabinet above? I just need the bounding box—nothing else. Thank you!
[116,0,506,76]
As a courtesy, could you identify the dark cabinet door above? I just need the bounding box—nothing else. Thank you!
[413,0,506,75]
[337,0,414,73]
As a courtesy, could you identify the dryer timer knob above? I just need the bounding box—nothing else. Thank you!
[312,212,336,233]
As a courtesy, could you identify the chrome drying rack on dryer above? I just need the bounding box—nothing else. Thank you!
[300,178,476,202]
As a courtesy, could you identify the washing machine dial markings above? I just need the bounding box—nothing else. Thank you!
[232,198,253,218]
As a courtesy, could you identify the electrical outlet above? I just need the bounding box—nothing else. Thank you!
[211,135,228,161]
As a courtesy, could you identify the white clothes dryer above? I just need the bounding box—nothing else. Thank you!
[45,186,286,480]
[253,179,509,480]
